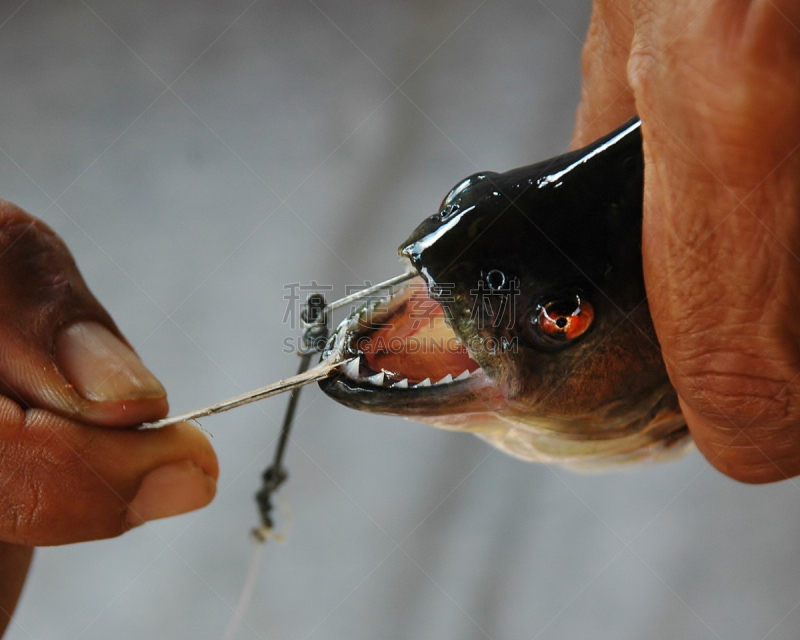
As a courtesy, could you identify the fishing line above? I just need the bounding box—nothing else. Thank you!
[221,540,266,640]
[251,292,326,540]
[140,272,415,529]
[218,271,414,638]
[250,272,414,537]
[139,271,415,431]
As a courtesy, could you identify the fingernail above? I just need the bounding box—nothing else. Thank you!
[56,322,165,402]
[126,461,217,527]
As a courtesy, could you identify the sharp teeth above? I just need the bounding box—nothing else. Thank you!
[455,369,472,381]
[342,358,361,379]
[415,378,431,388]
[392,378,409,389]
[435,374,453,385]
[366,371,385,386]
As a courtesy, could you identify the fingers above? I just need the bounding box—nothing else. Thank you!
[0,200,219,622]
[0,543,32,637]
[0,200,167,427]
[571,0,636,148]
[0,395,218,546]
[0,200,219,541]
[575,2,800,481]
[629,2,800,482]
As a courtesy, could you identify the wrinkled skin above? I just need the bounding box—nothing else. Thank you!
[576,0,800,484]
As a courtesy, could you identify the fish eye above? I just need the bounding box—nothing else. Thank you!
[531,294,594,345]
[485,269,506,291]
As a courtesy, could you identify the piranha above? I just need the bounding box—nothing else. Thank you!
[320,118,690,470]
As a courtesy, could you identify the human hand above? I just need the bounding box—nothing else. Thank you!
[573,1,800,482]
[0,201,218,633]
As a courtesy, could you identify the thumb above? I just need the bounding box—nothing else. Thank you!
[0,200,167,426]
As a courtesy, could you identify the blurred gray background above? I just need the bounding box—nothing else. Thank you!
[2,1,800,639]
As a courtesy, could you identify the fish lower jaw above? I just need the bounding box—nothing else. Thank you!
[340,354,481,390]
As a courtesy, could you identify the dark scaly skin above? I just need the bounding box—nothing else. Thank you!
[322,119,690,468]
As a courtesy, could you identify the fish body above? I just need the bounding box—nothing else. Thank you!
[320,118,690,469]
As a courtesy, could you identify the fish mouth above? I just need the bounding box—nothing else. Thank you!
[320,275,503,415]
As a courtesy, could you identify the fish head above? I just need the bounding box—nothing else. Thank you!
[321,119,689,468]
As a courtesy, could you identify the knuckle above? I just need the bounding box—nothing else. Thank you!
[679,367,796,428]
[626,21,660,92]
[0,202,61,256]
[680,365,800,483]
[662,298,799,427]
[670,330,800,482]
[703,430,800,484]
[0,204,76,297]
[0,201,105,339]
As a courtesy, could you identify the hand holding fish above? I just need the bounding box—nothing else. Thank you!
[574,0,800,482]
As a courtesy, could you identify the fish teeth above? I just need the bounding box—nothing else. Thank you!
[455,369,472,381]
[391,378,409,389]
[342,358,361,379]
[414,378,432,388]
[435,373,453,385]
[366,371,385,386]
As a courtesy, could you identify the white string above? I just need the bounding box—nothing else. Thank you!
[222,540,266,640]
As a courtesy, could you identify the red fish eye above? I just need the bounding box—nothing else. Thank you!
[535,296,594,342]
